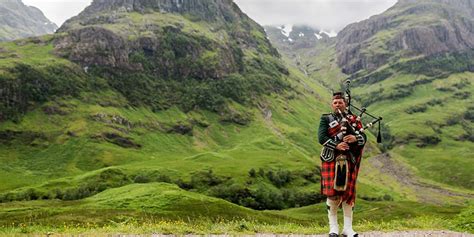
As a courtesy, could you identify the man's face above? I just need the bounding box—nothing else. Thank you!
[331,98,346,113]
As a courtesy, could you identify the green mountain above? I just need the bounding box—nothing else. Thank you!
[336,0,474,75]
[0,0,333,219]
[267,0,474,196]
[0,0,57,41]
[0,0,472,234]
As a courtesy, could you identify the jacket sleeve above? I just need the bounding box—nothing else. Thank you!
[318,114,339,149]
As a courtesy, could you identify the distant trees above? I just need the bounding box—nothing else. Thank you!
[0,63,85,121]
[0,167,326,211]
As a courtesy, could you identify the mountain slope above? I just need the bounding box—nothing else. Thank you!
[336,0,474,75]
[0,0,337,212]
[0,0,57,41]
[266,0,474,195]
[0,0,472,233]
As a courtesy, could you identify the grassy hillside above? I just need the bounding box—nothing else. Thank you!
[0,35,471,234]
[0,0,473,235]
[271,33,473,198]
[0,33,335,207]
[0,183,469,234]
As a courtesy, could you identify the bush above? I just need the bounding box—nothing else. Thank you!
[248,168,256,178]
[301,168,320,183]
[133,174,151,183]
[267,169,292,188]
[453,91,471,100]
[252,185,285,210]
[209,169,322,210]
[383,194,394,201]
[0,63,86,121]
[446,116,460,126]
[379,123,395,151]
[405,104,428,114]
[190,169,226,188]
[427,99,443,106]
[131,170,172,184]
[463,107,474,122]
[416,135,442,147]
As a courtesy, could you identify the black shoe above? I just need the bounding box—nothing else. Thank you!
[329,233,339,237]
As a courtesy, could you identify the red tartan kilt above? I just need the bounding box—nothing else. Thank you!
[321,154,362,205]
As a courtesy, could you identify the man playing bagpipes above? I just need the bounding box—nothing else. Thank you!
[318,92,367,237]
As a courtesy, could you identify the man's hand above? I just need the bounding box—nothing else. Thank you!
[336,142,349,151]
[343,135,357,144]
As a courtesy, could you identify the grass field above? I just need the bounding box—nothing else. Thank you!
[0,183,471,234]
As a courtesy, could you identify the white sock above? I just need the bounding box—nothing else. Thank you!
[342,202,357,236]
[326,198,339,234]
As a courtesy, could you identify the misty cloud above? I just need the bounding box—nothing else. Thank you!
[23,0,397,32]
[23,0,92,26]
[234,0,397,32]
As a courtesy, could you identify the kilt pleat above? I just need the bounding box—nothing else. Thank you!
[321,153,362,206]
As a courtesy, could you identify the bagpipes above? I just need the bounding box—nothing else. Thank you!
[342,79,383,143]
[332,80,384,191]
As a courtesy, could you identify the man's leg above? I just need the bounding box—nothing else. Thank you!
[342,202,358,237]
[326,197,339,236]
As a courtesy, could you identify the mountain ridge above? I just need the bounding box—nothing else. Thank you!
[0,0,57,41]
[336,0,474,74]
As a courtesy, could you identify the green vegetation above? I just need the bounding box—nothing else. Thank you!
[0,1,473,235]
[0,183,467,234]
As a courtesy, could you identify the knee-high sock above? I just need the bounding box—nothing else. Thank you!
[342,202,357,236]
[326,198,339,234]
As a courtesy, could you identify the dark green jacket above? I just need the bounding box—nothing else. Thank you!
[318,113,367,162]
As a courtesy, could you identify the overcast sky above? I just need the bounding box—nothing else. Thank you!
[23,0,397,33]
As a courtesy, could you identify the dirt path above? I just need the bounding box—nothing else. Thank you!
[143,231,473,236]
[367,153,473,204]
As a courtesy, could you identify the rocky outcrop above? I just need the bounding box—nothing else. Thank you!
[336,0,474,74]
[53,0,277,80]
[59,0,241,30]
[0,0,57,41]
[54,25,239,79]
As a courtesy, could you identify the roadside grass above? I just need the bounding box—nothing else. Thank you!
[0,183,468,235]
[0,217,455,235]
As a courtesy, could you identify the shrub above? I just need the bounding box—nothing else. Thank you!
[453,91,471,100]
[248,168,257,178]
[0,63,85,121]
[190,169,226,188]
[267,169,292,188]
[301,168,320,183]
[405,104,427,114]
[133,174,151,183]
[416,135,442,147]
[463,107,474,122]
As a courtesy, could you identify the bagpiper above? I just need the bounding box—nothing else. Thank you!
[318,92,367,237]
